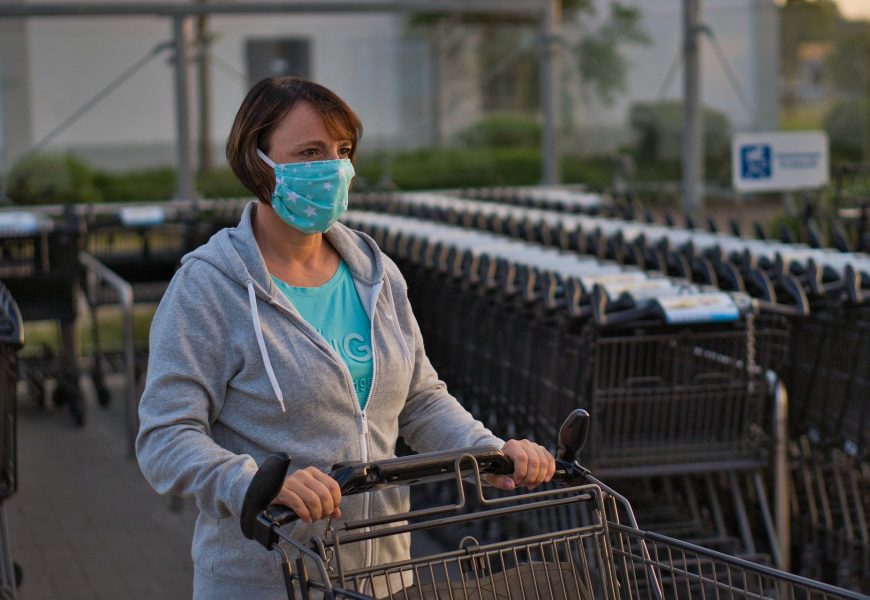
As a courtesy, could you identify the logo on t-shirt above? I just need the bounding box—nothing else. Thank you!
[319,329,371,363]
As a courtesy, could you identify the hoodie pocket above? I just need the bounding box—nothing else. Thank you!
[211,516,298,585]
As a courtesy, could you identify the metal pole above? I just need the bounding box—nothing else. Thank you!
[79,252,136,457]
[539,0,559,185]
[173,15,195,199]
[682,0,703,219]
[196,0,213,174]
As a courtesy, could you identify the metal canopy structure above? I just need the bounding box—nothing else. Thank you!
[0,1,544,17]
[0,0,560,199]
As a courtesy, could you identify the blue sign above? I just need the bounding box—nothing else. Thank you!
[740,144,772,180]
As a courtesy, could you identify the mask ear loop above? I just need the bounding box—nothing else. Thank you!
[257,148,277,168]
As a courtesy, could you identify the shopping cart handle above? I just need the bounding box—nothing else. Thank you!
[747,267,775,303]
[556,409,589,463]
[778,272,810,316]
[240,452,292,546]
[845,264,863,304]
[240,446,515,550]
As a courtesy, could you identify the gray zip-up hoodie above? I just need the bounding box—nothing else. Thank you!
[136,201,503,599]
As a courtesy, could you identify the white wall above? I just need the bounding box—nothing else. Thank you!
[0,14,33,166]
[572,0,779,152]
[11,2,411,170]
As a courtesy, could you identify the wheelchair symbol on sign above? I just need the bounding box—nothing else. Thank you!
[740,144,772,180]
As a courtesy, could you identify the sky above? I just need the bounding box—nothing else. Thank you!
[634,1,870,20]
[837,0,870,21]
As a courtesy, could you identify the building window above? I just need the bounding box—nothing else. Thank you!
[246,38,311,85]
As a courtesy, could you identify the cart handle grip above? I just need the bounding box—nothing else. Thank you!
[241,410,592,550]
[240,446,514,548]
[240,452,291,545]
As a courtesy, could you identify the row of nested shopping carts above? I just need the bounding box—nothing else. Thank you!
[1,192,868,596]
[0,200,242,432]
[345,187,870,593]
[0,290,857,600]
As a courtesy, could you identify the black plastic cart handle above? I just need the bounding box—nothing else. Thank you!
[240,409,590,550]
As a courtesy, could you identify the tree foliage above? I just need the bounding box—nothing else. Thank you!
[415,1,649,112]
[826,24,870,96]
[573,3,650,104]
[780,0,841,79]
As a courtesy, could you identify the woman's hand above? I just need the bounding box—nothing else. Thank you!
[489,439,556,490]
[273,467,342,523]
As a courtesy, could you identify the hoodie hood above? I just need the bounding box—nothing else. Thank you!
[181,201,387,411]
[182,201,385,307]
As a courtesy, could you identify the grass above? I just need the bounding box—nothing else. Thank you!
[779,104,828,131]
[21,305,157,358]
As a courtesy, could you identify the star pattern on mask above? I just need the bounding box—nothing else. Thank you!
[269,159,353,233]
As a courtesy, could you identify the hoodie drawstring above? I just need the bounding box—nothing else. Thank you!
[247,280,286,412]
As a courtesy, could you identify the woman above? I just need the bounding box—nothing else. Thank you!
[136,76,555,599]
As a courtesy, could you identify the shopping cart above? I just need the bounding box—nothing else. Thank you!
[0,282,22,599]
[239,411,864,599]
[0,207,85,424]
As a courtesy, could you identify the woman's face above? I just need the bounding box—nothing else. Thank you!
[264,101,353,165]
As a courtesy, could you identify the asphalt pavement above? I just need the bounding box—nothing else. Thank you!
[7,374,196,599]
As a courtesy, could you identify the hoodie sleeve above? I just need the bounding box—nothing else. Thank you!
[136,259,257,519]
[384,258,505,453]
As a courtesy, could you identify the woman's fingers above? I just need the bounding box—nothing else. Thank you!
[274,467,343,523]
[308,468,342,517]
[501,439,556,488]
[543,444,556,482]
[276,489,312,523]
[486,474,516,490]
[505,440,529,483]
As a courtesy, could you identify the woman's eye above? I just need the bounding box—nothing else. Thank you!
[339,147,352,157]
[301,148,319,157]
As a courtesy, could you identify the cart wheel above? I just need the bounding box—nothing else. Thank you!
[68,393,86,427]
[54,382,85,427]
[51,380,67,408]
[94,379,111,408]
[26,378,47,409]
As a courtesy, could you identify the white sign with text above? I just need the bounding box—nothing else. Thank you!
[732,131,829,192]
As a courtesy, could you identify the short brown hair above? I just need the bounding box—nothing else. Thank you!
[226,77,363,204]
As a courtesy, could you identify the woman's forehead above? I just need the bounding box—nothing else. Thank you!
[272,100,354,145]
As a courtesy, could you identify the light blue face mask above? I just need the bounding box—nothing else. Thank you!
[257,148,355,234]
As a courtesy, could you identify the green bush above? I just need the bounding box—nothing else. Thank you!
[388,147,540,189]
[824,98,870,163]
[628,100,731,166]
[561,155,612,188]
[94,166,250,201]
[356,147,613,190]
[197,168,250,198]
[455,114,541,148]
[4,149,615,203]
[5,153,102,205]
[92,167,176,202]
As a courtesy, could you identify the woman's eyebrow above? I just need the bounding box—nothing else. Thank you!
[293,139,353,148]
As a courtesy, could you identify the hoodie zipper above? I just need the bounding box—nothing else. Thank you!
[359,280,382,575]
[258,268,384,575]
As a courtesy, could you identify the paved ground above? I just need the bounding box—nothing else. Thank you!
[6,374,197,600]
[4,374,447,600]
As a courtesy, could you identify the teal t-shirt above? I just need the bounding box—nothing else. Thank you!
[272,261,373,409]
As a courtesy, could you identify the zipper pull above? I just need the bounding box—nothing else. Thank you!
[358,412,369,436]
